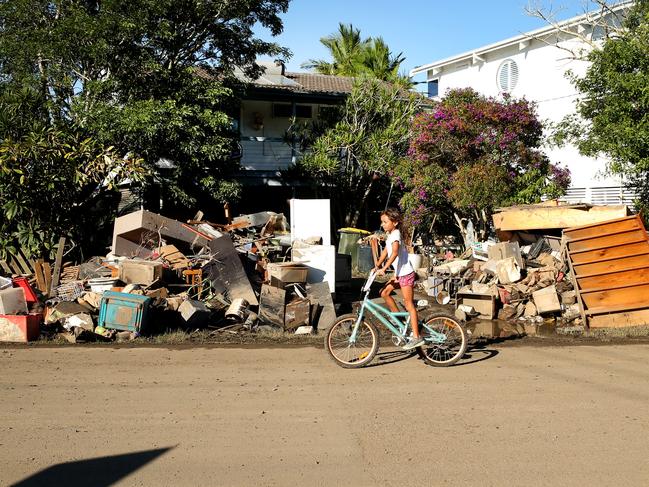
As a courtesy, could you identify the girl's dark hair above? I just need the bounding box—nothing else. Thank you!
[381,207,403,226]
[381,207,412,247]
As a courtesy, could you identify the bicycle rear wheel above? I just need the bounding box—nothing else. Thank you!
[325,313,379,368]
[417,313,467,367]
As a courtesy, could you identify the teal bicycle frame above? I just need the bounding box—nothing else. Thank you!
[350,273,448,345]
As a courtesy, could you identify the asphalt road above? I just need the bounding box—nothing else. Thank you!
[1,342,648,486]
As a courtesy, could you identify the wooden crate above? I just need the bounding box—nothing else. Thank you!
[564,215,649,328]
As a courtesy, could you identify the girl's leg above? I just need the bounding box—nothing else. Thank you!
[380,280,399,312]
[401,285,420,338]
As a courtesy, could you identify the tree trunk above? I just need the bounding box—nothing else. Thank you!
[453,212,468,249]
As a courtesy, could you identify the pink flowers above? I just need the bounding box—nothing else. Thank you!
[391,88,570,228]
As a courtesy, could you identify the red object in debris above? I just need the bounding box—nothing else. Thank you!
[497,287,511,304]
[12,277,38,304]
[0,313,42,342]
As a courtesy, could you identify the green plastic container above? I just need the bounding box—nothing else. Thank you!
[337,228,370,270]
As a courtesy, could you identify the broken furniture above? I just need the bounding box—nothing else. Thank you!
[564,215,649,328]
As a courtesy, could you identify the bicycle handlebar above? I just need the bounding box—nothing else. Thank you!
[362,270,377,293]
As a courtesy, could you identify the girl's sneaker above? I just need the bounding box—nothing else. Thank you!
[402,336,425,350]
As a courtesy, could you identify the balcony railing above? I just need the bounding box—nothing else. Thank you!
[239,137,296,171]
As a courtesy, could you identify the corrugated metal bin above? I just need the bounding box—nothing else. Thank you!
[98,291,151,333]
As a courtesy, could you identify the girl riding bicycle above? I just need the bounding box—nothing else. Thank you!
[373,207,423,350]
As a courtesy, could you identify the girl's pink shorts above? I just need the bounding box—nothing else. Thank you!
[397,272,416,288]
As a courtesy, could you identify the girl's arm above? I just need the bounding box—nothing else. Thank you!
[374,246,388,271]
[376,241,399,276]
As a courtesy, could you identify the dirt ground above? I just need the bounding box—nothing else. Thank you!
[2,341,649,487]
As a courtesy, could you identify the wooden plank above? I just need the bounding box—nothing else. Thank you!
[565,225,642,244]
[563,216,641,241]
[573,255,649,277]
[493,205,629,231]
[49,237,66,295]
[42,262,52,296]
[159,245,190,270]
[567,229,645,253]
[33,259,47,293]
[0,260,11,274]
[586,302,649,316]
[14,251,32,275]
[581,284,649,310]
[561,214,636,233]
[569,242,649,265]
[589,309,649,328]
[568,237,647,255]
[579,268,649,293]
[8,257,22,275]
[566,244,587,327]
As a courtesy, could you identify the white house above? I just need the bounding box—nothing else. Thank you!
[409,1,635,205]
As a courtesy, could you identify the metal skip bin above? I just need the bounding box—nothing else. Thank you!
[98,291,151,333]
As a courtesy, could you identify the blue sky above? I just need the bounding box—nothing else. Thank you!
[255,0,596,85]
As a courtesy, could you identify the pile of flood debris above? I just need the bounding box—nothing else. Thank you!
[420,238,577,333]
[419,201,647,335]
[0,207,335,343]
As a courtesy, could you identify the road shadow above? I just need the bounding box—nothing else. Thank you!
[11,447,173,487]
[453,344,500,366]
[367,348,418,367]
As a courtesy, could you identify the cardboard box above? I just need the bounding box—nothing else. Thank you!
[0,313,41,342]
[118,260,163,285]
[267,262,309,283]
[532,285,562,314]
[456,292,496,319]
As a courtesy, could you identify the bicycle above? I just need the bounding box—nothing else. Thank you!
[325,272,468,368]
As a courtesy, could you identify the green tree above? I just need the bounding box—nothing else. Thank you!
[396,88,569,242]
[300,77,426,227]
[554,0,649,209]
[0,0,290,256]
[0,128,145,258]
[302,23,406,83]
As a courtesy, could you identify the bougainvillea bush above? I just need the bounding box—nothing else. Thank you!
[394,88,570,239]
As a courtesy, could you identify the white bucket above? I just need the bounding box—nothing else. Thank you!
[88,277,118,293]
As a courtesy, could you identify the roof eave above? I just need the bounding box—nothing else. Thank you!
[409,0,633,77]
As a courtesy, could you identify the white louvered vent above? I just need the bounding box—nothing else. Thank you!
[560,187,588,204]
[497,59,519,93]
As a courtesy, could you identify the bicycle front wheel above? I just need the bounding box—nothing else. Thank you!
[325,313,379,368]
[417,313,467,367]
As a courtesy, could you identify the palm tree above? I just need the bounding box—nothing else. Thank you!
[301,23,407,83]
[359,37,405,82]
[302,23,369,76]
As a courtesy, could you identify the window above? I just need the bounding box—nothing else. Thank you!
[318,105,340,120]
[273,103,312,118]
[497,59,519,93]
[427,79,439,98]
